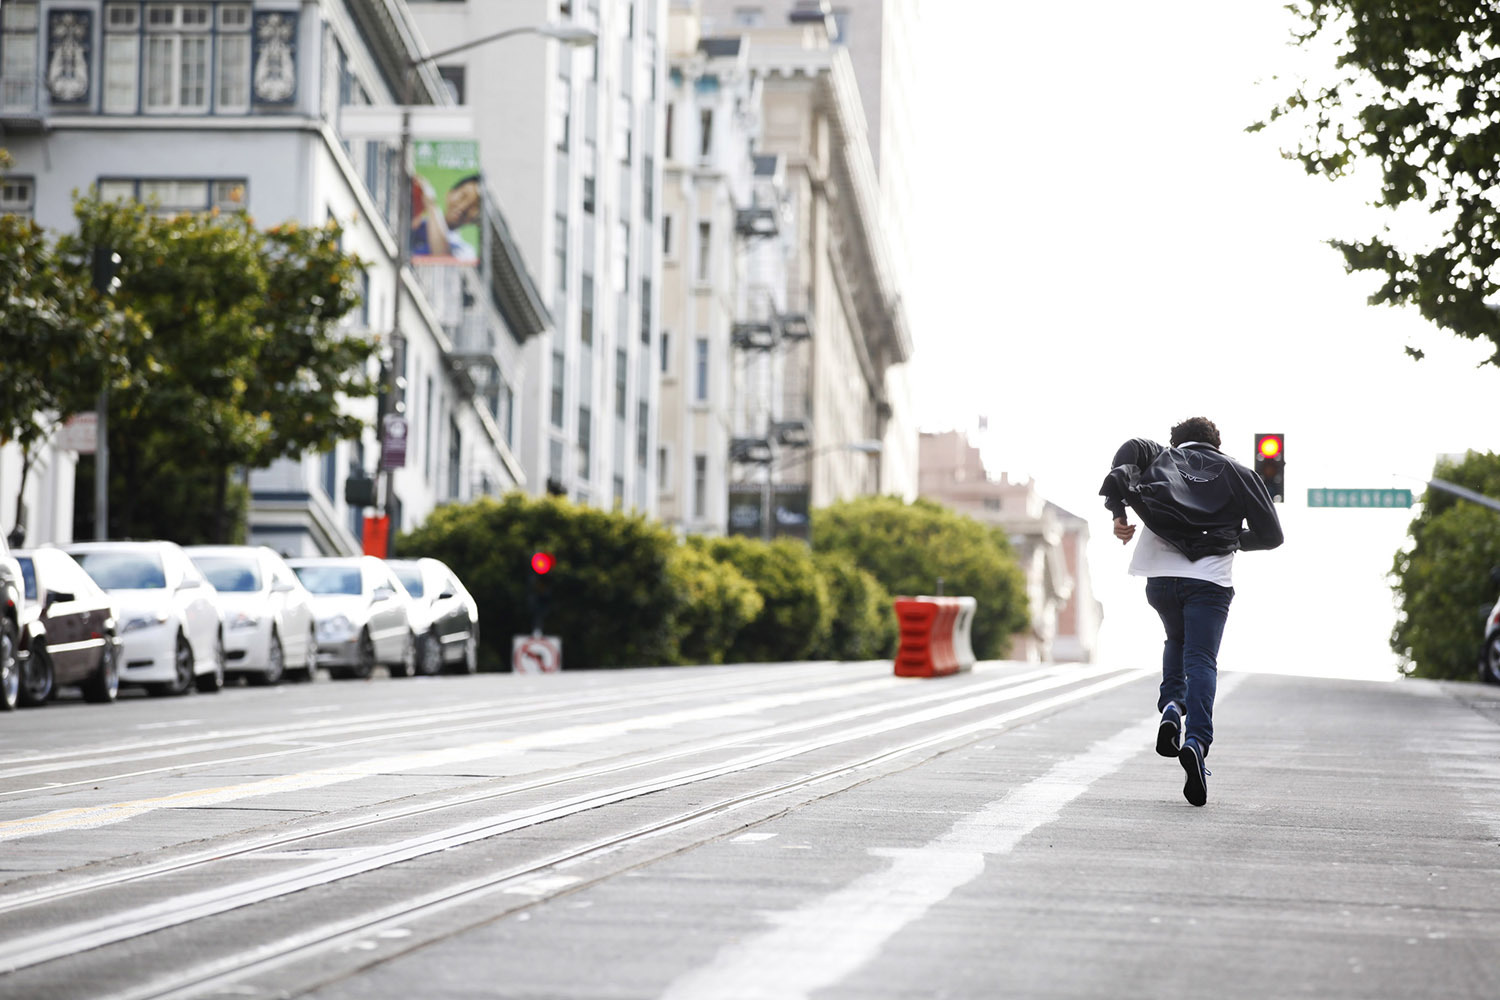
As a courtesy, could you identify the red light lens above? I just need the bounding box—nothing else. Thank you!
[1258,436,1282,459]
[530,552,554,575]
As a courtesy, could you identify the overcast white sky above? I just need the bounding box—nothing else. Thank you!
[908,2,1500,682]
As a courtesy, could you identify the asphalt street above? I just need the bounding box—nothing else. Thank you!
[0,660,1495,999]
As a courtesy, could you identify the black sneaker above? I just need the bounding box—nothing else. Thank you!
[1156,703,1183,757]
[1179,739,1209,807]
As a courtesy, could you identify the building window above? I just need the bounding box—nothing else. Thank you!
[580,272,595,346]
[447,418,462,499]
[550,349,566,428]
[696,221,711,282]
[693,337,708,402]
[615,347,627,420]
[642,154,654,220]
[659,330,670,374]
[616,95,632,163]
[215,4,251,112]
[693,454,707,518]
[657,447,669,490]
[664,102,674,159]
[554,213,568,292]
[0,176,35,216]
[438,64,465,104]
[578,406,592,479]
[662,213,674,258]
[641,277,652,345]
[637,400,650,466]
[582,174,595,214]
[102,3,139,113]
[1,3,39,113]
[555,79,571,151]
[97,176,247,214]
[699,109,713,159]
[144,3,213,113]
[613,220,630,293]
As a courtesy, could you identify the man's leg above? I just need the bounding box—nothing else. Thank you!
[1178,580,1234,757]
[1144,577,1185,713]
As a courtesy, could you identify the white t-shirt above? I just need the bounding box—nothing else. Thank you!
[1128,524,1234,588]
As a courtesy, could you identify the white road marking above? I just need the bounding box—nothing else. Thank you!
[662,674,1247,1000]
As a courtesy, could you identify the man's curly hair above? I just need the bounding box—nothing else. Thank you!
[1170,416,1221,448]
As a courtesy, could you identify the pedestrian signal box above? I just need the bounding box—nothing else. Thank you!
[1254,433,1285,503]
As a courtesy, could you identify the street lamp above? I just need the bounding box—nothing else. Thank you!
[380,22,599,533]
[761,440,882,540]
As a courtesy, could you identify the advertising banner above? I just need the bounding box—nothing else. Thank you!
[411,139,481,266]
[727,486,764,538]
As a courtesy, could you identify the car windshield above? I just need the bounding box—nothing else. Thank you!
[17,557,36,601]
[393,566,424,597]
[293,564,361,595]
[192,556,262,593]
[72,551,167,590]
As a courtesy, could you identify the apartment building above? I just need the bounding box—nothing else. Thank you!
[407,0,667,512]
[0,0,546,553]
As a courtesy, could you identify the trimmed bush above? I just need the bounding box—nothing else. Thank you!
[812,495,1029,660]
[695,536,833,663]
[812,550,896,661]
[667,541,763,665]
[396,492,681,669]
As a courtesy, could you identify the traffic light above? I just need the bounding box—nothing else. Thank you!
[1254,433,1285,502]
[527,551,555,633]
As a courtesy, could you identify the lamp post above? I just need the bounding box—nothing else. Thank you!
[761,439,882,540]
[381,22,598,534]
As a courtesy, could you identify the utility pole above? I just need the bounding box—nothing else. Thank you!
[91,247,121,540]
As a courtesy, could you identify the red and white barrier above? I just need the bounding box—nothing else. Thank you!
[892,596,977,678]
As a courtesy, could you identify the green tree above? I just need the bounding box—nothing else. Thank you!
[397,493,684,669]
[1390,451,1500,679]
[0,211,115,537]
[56,195,374,542]
[667,540,763,664]
[693,536,833,664]
[1257,2,1500,360]
[812,495,1029,660]
[811,549,896,661]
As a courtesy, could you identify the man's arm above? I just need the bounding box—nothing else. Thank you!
[1237,467,1285,551]
[1099,438,1164,521]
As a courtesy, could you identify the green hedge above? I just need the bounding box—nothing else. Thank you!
[396,490,1029,669]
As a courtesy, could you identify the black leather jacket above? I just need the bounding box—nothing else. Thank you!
[1099,439,1284,561]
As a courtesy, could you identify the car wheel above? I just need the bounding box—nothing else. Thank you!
[461,629,479,674]
[417,631,443,677]
[348,630,375,680]
[389,631,417,678]
[300,627,319,682]
[82,639,120,704]
[1483,631,1500,685]
[19,641,55,707]
[250,632,285,687]
[0,622,19,711]
[149,633,195,697]
[196,633,226,693]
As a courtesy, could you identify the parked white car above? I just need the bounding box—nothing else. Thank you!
[187,545,318,685]
[286,556,415,680]
[64,541,224,696]
[387,558,481,675]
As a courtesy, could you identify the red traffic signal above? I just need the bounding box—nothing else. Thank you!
[1253,433,1285,503]
[530,551,554,575]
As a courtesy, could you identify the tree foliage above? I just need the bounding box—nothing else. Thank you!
[1258,2,1500,359]
[52,196,374,541]
[692,536,834,664]
[1390,451,1500,679]
[811,495,1030,660]
[668,540,763,665]
[810,549,896,661]
[398,493,684,669]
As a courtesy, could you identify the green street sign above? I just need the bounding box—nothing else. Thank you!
[1307,488,1413,509]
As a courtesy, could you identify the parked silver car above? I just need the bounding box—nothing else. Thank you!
[64,541,224,696]
[387,558,480,675]
[287,556,415,680]
[188,545,318,685]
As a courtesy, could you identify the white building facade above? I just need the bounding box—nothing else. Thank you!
[0,0,546,553]
[407,0,668,512]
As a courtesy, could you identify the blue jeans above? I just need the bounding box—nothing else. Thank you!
[1145,576,1234,757]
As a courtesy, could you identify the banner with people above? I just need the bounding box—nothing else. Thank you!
[411,139,481,266]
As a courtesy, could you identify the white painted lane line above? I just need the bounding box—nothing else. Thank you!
[662,674,1247,1000]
